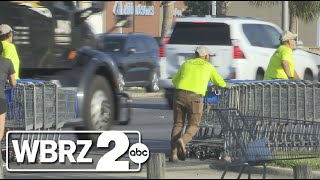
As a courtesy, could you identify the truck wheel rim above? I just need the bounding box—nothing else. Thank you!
[91,90,110,130]
[152,73,159,91]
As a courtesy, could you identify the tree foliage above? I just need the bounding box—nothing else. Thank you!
[183,1,211,16]
[183,1,231,16]
[249,1,320,33]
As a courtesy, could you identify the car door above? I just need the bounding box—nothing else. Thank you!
[136,36,157,83]
[131,36,153,83]
[123,36,144,84]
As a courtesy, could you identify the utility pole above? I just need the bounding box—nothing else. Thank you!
[317,16,320,46]
[296,18,299,40]
[282,1,289,31]
[133,1,136,32]
[212,1,216,16]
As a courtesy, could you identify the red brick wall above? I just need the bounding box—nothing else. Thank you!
[105,1,186,37]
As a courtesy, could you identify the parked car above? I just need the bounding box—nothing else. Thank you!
[159,16,320,108]
[96,33,160,92]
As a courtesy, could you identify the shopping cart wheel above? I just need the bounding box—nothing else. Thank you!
[82,75,115,143]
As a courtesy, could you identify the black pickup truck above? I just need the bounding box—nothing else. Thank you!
[0,1,131,139]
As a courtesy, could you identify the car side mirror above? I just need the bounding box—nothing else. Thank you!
[127,47,136,54]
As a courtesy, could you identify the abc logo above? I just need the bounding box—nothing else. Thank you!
[129,143,149,164]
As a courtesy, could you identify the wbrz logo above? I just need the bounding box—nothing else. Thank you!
[6,131,149,172]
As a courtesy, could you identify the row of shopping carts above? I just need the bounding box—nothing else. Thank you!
[217,80,320,121]
[5,80,78,131]
[185,80,320,178]
[3,80,78,163]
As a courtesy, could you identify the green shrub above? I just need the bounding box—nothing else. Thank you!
[268,158,320,170]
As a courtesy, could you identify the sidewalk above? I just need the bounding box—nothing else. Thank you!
[4,158,316,179]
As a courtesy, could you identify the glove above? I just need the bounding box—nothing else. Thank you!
[225,82,234,89]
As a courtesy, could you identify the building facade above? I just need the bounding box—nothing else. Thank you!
[104,1,186,37]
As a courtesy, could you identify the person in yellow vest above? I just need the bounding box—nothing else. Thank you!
[264,30,300,80]
[0,41,16,141]
[0,24,20,79]
[170,46,230,162]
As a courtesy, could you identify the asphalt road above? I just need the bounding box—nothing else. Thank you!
[113,97,173,154]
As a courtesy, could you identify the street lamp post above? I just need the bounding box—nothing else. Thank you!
[212,1,216,16]
[282,1,289,31]
[133,1,135,32]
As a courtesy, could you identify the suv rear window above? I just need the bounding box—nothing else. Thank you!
[168,22,231,45]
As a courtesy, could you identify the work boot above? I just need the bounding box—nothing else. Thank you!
[169,145,178,162]
[169,154,178,162]
[176,138,186,161]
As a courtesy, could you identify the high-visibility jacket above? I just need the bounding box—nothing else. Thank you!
[1,40,20,79]
[264,45,294,80]
[172,58,226,96]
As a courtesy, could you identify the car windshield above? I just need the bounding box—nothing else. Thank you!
[99,36,125,53]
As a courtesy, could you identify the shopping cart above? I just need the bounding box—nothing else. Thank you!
[213,108,320,179]
[186,84,225,160]
[3,80,78,163]
[215,80,320,121]
[186,80,320,160]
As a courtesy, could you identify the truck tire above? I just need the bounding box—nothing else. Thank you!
[304,70,313,81]
[167,96,174,109]
[256,69,264,80]
[146,70,160,93]
[83,75,115,142]
[165,89,174,109]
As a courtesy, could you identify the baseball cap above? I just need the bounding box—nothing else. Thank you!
[0,24,15,35]
[280,30,297,42]
[195,46,214,56]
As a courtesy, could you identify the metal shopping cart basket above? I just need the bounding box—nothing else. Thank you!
[186,80,320,160]
[2,80,78,163]
[213,108,320,179]
[186,83,226,160]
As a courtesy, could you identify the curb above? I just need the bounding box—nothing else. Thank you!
[208,160,320,178]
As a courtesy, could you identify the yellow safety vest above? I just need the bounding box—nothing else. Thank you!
[172,58,226,96]
[1,40,20,79]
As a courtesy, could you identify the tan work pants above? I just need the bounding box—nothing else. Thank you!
[171,89,203,154]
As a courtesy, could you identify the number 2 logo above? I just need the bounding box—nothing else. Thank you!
[95,131,149,172]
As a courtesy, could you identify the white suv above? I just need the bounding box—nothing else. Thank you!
[159,16,320,108]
